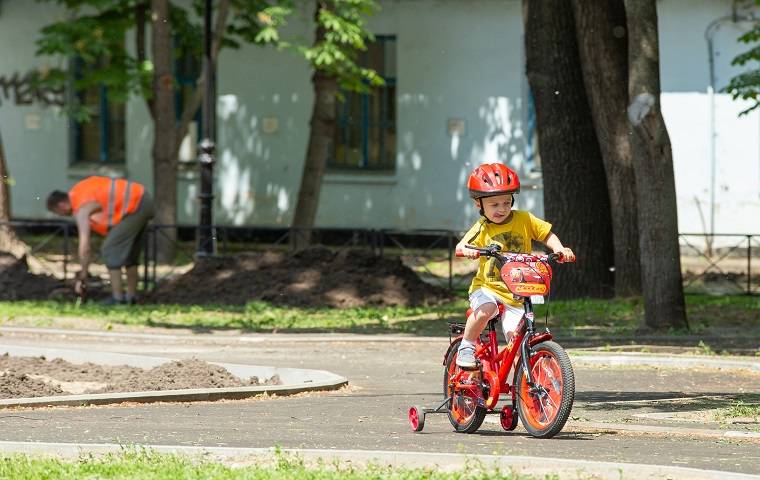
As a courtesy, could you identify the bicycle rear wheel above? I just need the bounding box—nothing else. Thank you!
[515,340,574,438]
[443,339,486,433]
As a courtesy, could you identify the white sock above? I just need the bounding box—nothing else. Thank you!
[458,338,475,351]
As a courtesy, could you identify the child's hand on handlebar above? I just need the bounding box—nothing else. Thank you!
[455,244,481,259]
[555,247,576,263]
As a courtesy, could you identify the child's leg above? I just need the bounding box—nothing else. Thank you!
[456,289,501,368]
[463,303,499,343]
[500,304,524,384]
[500,304,524,345]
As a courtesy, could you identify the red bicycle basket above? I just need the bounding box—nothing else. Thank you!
[500,261,552,296]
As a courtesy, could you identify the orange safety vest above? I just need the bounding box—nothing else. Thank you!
[68,176,145,236]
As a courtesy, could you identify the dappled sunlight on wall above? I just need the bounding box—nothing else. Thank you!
[219,150,254,225]
[476,96,525,170]
[216,94,257,225]
[212,93,299,226]
[454,94,538,226]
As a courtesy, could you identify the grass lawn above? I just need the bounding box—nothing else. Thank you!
[0,294,758,352]
[0,450,544,480]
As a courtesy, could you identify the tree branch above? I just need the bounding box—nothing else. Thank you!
[174,0,231,153]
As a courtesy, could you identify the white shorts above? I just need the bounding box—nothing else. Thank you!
[469,288,524,336]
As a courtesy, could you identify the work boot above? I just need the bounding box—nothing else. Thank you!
[456,344,478,370]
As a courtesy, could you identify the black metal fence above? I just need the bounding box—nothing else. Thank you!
[2,220,759,295]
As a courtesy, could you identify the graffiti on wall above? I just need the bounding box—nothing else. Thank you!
[0,71,65,107]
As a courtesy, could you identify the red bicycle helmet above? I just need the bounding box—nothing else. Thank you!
[467,163,520,199]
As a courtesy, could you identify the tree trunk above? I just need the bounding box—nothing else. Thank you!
[290,3,338,250]
[151,0,178,263]
[0,128,28,258]
[624,0,688,330]
[524,0,615,299]
[572,0,642,297]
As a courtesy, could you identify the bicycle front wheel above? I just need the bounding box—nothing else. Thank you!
[443,339,486,433]
[515,340,575,438]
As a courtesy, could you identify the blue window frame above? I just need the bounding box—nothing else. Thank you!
[71,57,126,164]
[331,35,396,171]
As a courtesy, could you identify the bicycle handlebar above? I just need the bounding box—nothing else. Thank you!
[455,244,574,263]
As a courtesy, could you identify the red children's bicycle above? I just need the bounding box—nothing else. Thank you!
[408,244,575,439]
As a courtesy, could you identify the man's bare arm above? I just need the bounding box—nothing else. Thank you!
[73,202,99,276]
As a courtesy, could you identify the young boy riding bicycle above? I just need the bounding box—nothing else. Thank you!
[455,163,575,369]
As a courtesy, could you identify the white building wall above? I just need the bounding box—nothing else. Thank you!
[659,0,760,236]
[0,0,757,236]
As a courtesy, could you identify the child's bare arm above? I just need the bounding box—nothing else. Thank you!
[456,241,480,259]
[543,232,576,262]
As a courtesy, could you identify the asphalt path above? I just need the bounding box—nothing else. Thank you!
[0,328,758,476]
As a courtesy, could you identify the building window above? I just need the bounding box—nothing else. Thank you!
[331,35,396,172]
[71,58,126,164]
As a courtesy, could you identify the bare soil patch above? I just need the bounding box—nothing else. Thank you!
[0,252,62,301]
[0,247,453,307]
[148,247,454,308]
[0,353,280,399]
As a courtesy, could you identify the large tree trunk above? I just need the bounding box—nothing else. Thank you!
[624,0,688,330]
[572,0,642,297]
[524,0,615,299]
[151,0,178,263]
[290,3,338,250]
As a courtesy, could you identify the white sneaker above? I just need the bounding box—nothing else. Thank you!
[456,345,478,369]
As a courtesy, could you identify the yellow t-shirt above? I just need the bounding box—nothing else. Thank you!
[461,210,552,306]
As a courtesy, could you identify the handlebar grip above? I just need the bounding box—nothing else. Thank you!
[455,246,480,258]
[552,252,576,263]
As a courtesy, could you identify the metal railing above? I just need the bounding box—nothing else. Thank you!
[2,220,758,296]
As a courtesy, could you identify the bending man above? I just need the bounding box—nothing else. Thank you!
[47,176,154,304]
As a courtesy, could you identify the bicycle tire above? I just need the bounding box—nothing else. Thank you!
[515,340,575,438]
[443,339,487,433]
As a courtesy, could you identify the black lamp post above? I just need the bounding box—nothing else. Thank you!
[197,0,216,257]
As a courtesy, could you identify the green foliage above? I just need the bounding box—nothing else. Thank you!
[715,400,760,421]
[242,0,384,93]
[0,299,465,335]
[33,0,383,122]
[724,20,760,115]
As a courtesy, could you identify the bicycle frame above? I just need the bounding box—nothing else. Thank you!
[445,274,554,409]
[411,245,574,435]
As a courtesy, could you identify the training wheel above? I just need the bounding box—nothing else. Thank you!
[500,405,519,431]
[408,405,425,432]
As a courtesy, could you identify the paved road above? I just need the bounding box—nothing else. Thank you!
[0,329,759,476]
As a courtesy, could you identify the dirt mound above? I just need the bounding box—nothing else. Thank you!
[0,252,62,301]
[0,353,279,399]
[150,247,454,308]
[0,372,65,398]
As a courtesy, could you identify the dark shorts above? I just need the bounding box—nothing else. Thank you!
[102,193,155,269]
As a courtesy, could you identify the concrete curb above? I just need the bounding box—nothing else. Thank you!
[0,344,347,409]
[0,441,756,480]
